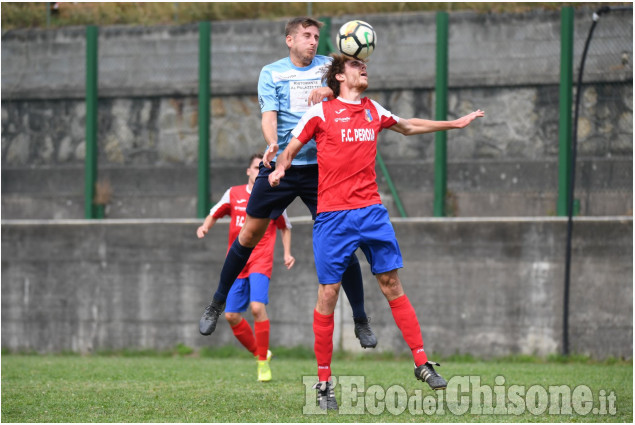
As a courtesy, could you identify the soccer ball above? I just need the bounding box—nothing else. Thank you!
[337,20,376,60]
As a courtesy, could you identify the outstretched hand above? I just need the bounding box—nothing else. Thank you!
[455,109,485,128]
[263,144,279,168]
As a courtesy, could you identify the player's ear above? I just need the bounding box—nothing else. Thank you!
[285,34,293,49]
[336,73,345,83]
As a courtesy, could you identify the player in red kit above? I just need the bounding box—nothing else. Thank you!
[270,55,484,409]
[198,153,295,382]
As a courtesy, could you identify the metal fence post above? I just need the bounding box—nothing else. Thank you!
[557,7,574,216]
[433,11,449,217]
[317,17,335,55]
[197,21,211,218]
[85,25,98,219]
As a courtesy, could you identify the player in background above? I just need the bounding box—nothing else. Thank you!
[269,54,484,409]
[199,17,377,349]
[197,153,295,382]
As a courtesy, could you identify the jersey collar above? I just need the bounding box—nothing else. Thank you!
[336,96,362,105]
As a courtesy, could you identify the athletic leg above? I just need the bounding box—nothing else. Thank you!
[312,283,340,410]
[200,163,296,336]
[340,255,377,348]
[199,215,270,336]
[314,283,340,382]
[376,269,447,390]
[375,270,427,365]
[340,255,365,320]
[227,314,257,356]
[212,215,270,303]
[301,169,375,348]
[249,273,272,381]
[224,279,257,355]
[251,302,270,361]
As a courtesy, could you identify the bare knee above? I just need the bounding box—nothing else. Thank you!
[316,283,341,315]
[250,302,268,322]
[225,312,242,327]
[238,216,270,247]
[376,271,404,301]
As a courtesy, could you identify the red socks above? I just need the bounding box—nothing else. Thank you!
[389,294,428,366]
[254,320,270,361]
[313,310,334,382]
[312,296,425,380]
[230,318,257,355]
[231,319,270,360]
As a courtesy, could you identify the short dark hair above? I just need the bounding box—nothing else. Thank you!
[285,17,323,37]
[323,54,362,98]
[249,152,263,166]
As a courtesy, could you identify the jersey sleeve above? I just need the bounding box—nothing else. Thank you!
[370,99,400,129]
[273,210,292,230]
[291,103,325,144]
[257,66,279,113]
[209,188,232,219]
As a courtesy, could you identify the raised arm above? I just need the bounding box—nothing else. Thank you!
[268,137,304,187]
[389,109,484,136]
[261,110,279,168]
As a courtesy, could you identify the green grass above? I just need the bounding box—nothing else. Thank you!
[2,351,632,422]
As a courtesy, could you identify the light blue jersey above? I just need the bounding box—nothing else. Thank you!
[257,55,332,165]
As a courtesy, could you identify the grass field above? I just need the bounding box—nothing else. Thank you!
[2,350,632,423]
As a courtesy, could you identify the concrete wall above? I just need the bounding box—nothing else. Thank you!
[2,217,632,359]
[2,9,632,219]
[2,9,631,98]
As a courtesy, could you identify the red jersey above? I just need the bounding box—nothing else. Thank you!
[210,184,291,278]
[292,97,399,213]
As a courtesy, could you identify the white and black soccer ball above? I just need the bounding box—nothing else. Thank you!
[337,20,376,60]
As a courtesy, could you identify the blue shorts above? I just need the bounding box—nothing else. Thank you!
[312,204,403,284]
[246,162,318,220]
[225,273,270,313]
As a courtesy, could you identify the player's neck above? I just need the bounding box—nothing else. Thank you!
[338,86,363,102]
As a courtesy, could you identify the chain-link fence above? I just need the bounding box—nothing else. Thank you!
[1,8,632,219]
[574,7,632,216]
[443,10,566,217]
[436,7,632,218]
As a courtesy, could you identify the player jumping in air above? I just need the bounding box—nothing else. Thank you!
[199,17,377,350]
[197,153,295,382]
[269,54,484,410]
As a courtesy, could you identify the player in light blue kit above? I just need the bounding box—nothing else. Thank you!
[256,48,331,166]
[199,17,376,349]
